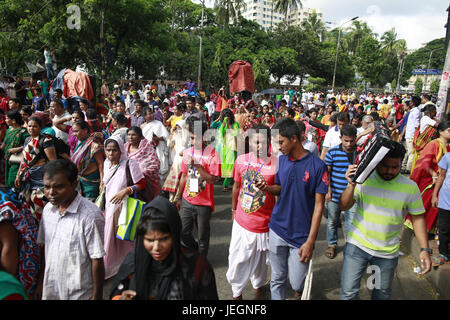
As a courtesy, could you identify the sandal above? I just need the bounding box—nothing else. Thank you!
[325,245,337,259]
[431,254,449,267]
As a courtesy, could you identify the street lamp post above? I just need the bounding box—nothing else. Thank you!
[332,16,358,92]
[423,47,444,91]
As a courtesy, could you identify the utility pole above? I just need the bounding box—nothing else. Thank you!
[332,16,358,92]
[100,4,105,84]
[436,4,450,120]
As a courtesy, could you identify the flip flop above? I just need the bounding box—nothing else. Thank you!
[325,245,337,259]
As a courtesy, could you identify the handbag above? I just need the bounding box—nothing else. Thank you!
[95,162,121,211]
[8,152,23,164]
[125,160,149,202]
[116,189,146,241]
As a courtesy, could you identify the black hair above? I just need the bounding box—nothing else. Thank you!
[134,99,146,108]
[383,99,388,104]
[176,102,186,112]
[71,109,85,120]
[272,117,301,141]
[6,109,24,125]
[437,121,450,134]
[250,123,271,141]
[422,93,431,101]
[187,96,196,103]
[85,108,97,120]
[9,97,21,107]
[385,141,406,161]
[186,116,207,135]
[127,126,144,138]
[285,108,296,118]
[20,106,33,116]
[42,159,78,184]
[72,120,91,133]
[411,96,421,107]
[112,112,128,126]
[221,108,235,125]
[370,112,380,121]
[423,104,436,115]
[340,124,357,138]
[337,112,350,122]
[28,116,43,128]
[330,113,338,123]
[105,138,120,149]
[51,99,64,109]
[295,120,305,133]
[137,207,171,236]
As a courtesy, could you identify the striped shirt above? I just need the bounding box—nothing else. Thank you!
[324,144,356,202]
[347,171,424,258]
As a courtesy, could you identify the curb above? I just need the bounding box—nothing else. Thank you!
[400,227,450,300]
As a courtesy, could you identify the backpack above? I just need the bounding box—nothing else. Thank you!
[38,133,70,158]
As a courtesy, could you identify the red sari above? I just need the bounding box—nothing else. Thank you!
[405,139,450,233]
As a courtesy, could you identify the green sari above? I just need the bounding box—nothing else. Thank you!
[217,119,239,179]
[4,127,29,187]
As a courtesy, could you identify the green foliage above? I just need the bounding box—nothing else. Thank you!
[430,80,440,94]
[415,77,423,94]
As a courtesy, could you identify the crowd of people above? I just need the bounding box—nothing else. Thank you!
[0,74,449,301]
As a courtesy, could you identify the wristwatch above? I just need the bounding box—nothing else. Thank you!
[420,248,432,254]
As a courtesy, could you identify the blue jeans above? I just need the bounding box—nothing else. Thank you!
[326,201,356,246]
[340,243,398,300]
[268,229,309,300]
[45,63,55,80]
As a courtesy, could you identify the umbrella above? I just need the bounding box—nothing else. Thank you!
[260,88,283,95]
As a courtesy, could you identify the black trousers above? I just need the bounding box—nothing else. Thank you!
[438,208,450,259]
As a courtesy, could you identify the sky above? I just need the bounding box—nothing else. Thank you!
[195,0,449,50]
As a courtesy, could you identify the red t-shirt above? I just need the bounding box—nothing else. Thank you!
[0,96,9,114]
[181,146,221,211]
[233,153,277,233]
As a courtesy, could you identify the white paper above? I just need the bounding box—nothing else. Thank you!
[118,195,129,226]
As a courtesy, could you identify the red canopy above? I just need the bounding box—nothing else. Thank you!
[228,60,254,94]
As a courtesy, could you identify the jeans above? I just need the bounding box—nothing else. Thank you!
[179,198,212,257]
[45,63,55,80]
[326,201,356,246]
[268,229,309,300]
[340,242,398,300]
[438,208,450,259]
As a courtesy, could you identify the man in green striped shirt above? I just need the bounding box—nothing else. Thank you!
[339,141,432,300]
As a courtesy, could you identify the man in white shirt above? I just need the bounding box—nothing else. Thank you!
[50,99,71,142]
[420,104,439,133]
[320,112,350,160]
[205,96,215,118]
[37,159,105,300]
[404,96,422,172]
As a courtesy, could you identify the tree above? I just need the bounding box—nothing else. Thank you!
[415,77,423,94]
[430,80,440,94]
[214,0,246,29]
[301,11,326,41]
[355,36,387,87]
[274,0,302,21]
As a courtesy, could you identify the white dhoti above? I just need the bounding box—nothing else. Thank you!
[226,220,269,298]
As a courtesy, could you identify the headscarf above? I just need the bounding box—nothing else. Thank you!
[134,196,182,300]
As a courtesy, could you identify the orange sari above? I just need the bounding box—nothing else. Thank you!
[405,139,449,233]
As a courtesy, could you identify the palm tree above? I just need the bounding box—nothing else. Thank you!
[381,28,400,55]
[346,20,375,55]
[301,10,326,41]
[274,0,302,23]
[214,0,246,29]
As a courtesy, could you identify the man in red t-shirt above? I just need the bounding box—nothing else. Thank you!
[175,116,220,257]
[226,123,277,300]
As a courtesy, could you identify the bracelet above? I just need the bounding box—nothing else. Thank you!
[127,187,133,195]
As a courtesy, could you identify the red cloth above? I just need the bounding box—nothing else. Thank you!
[0,96,9,114]
[63,69,94,102]
[228,60,255,94]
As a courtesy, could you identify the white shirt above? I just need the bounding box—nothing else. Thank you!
[420,115,436,133]
[52,112,71,142]
[37,193,105,300]
[405,107,421,139]
[323,126,341,149]
[303,139,319,157]
[205,101,215,117]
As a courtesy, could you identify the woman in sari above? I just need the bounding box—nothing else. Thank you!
[102,135,146,279]
[71,120,105,201]
[405,121,450,234]
[0,186,40,297]
[15,117,57,222]
[124,126,161,202]
[163,120,189,202]
[53,110,85,155]
[2,110,29,187]
[217,108,239,192]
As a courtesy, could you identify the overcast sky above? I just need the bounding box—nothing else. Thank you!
[196,0,449,50]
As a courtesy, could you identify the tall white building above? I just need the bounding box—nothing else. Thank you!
[241,0,322,31]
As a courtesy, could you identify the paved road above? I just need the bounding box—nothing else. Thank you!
[104,181,437,300]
